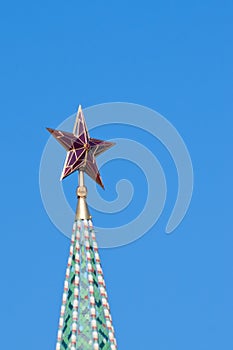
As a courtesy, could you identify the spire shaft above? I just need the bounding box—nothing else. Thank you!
[79,170,85,187]
[75,171,91,220]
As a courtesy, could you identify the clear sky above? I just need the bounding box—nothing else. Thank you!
[0,1,233,349]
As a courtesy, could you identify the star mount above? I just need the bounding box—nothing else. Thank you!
[47,105,115,189]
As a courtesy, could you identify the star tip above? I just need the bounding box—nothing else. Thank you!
[78,104,82,112]
[97,179,105,190]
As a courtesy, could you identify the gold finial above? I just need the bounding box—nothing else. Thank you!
[75,170,91,220]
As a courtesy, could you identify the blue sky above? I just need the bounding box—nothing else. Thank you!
[0,1,233,349]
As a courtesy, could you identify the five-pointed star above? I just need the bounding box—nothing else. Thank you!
[46,105,115,188]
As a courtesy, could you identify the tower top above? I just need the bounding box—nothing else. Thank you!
[48,106,118,349]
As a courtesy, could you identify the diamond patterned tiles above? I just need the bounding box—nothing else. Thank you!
[56,220,117,350]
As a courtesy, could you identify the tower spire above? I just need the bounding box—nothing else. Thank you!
[47,106,117,350]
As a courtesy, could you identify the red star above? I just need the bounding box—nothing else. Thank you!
[47,105,115,188]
